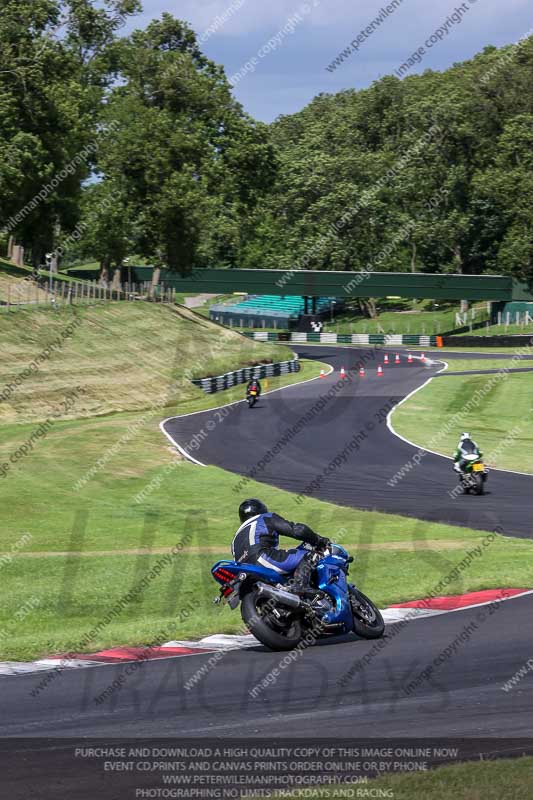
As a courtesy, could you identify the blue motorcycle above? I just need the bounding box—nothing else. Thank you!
[211,542,384,651]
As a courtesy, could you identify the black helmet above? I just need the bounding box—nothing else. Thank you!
[239,498,268,523]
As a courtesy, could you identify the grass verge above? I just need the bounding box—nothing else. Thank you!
[392,368,533,473]
[455,322,533,336]
[0,302,294,423]
[276,756,533,799]
[438,358,533,372]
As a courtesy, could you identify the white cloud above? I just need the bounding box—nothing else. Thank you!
[142,0,323,36]
[137,0,532,121]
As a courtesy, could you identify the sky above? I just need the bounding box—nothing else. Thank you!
[134,0,531,122]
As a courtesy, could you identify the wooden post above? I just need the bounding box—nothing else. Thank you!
[151,267,161,299]
[7,285,10,311]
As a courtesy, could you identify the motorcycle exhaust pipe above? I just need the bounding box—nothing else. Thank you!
[256,582,303,609]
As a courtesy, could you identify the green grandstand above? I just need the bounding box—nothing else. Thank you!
[209,294,343,328]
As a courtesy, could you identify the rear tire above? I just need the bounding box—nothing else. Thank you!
[349,588,385,639]
[474,474,485,495]
[241,588,304,651]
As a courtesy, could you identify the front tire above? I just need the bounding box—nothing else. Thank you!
[474,474,485,495]
[349,588,385,639]
[241,588,304,651]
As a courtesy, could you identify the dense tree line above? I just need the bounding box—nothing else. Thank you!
[0,1,142,266]
[0,1,274,271]
[242,36,533,283]
[0,2,531,283]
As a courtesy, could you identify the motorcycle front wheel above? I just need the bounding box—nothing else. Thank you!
[349,588,385,639]
[474,473,485,495]
[241,588,304,651]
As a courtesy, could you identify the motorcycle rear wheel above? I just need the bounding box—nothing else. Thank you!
[241,587,304,651]
[349,588,385,639]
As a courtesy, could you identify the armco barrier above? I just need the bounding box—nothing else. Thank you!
[192,357,300,394]
[441,335,533,347]
[242,332,437,347]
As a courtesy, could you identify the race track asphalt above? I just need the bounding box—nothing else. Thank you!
[1,592,533,797]
[163,346,533,539]
[2,346,533,799]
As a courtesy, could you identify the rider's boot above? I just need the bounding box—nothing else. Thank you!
[290,554,315,593]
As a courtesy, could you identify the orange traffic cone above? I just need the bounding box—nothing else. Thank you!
[320,369,326,379]
[384,354,389,364]
[377,365,383,377]
[340,366,347,379]
[359,366,365,377]
[420,353,426,361]
[407,353,413,364]
[395,353,400,364]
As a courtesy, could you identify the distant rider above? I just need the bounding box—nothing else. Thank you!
[453,433,482,474]
[231,499,330,591]
[246,377,262,398]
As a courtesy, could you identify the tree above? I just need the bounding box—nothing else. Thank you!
[242,35,533,287]
[0,0,141,265]
[93,13,276,273]
[473,114,533,281]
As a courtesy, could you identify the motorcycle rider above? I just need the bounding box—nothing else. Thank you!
[453,433,482,474]
[246,376,262,398]
[232,499,330,591]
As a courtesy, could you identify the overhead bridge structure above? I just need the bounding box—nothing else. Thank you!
[65,264,533,305]
[125,268,532,302]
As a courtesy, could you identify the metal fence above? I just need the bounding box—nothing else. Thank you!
[0,279,177,311]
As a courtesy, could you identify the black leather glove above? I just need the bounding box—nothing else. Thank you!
[317,536,331,550]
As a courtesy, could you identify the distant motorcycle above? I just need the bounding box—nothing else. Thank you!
[246,387,259,408]
[459,454,489,495]
[211,541,384,651]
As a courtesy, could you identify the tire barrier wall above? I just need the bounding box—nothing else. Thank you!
[191,356,300,394]
[243,331,437,347]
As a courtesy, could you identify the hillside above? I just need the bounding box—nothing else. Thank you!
[0,302,294,424]
[0,265,49,305]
